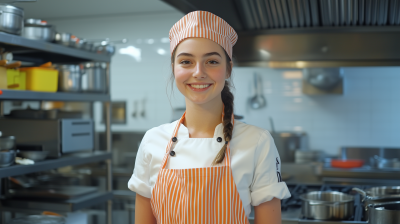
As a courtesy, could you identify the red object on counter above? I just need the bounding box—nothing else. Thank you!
[0,90,3,95]
[331,159,364,168]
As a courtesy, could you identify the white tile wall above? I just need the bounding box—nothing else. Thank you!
[49,12,400,155]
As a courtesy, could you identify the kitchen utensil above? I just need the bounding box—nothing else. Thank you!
[331,159,364,168]
[22,19,56,42]
[270,131,308,162]
[54,32,71,46]
[18,151,49,161]
[0,149,17,167]
[0,4,24,35]
[57,64,81,92]
[249,73,266,109]
[19,64,58,92]
[367,201,400,224]
[8,215,66,224]
[353,187,400,204]
[8,185,97,199]
[300,191,354,220]
[96,44,116,55]
[0,134,15,150]
[81,62,107,93]
[83,41,95,51]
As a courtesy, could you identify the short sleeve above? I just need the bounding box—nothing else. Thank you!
[250,131,291,206]
[127,132,152,198]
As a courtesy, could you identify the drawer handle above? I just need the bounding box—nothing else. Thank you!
[72,133,90,137]
[71,122,91,125]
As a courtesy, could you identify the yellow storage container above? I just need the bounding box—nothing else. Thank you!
[0,66,7,89]
[7,69,26,90]
[19,67,58,92]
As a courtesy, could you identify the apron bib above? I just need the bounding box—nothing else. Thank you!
[150,112,249,224]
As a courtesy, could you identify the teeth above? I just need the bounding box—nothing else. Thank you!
[191,84,210,89]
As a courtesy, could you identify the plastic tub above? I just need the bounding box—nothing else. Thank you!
[19,67,58,92]
[7,69,26,90]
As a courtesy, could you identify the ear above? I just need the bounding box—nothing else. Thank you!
[226,61,233,79]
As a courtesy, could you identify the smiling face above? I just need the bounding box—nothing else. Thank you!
[173,38,231,106]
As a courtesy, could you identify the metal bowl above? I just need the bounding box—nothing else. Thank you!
[19,151,49,161]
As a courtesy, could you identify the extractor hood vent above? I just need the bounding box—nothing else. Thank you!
[237,0,397,30]
[162,0,400,68]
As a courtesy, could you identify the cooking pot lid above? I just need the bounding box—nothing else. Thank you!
[24,18,53,27]
[0,4,24,17]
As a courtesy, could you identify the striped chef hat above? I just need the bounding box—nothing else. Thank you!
[169,11,238,60]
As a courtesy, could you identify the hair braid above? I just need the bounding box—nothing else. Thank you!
[212,81,234,166]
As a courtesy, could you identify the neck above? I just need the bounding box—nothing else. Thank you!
[183,96,223,138]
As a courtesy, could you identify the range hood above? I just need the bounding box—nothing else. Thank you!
[162,0,400,68]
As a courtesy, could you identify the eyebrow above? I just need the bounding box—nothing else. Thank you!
[177,52,222,58]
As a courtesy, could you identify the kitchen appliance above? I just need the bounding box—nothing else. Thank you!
[0,4,24,35]
[367,201,400,224]
[0,149,17,167]
[0,118,94,158]
[300,191,354,220]
[81,62,107,93]
[57,64,81,92]
[22,19,56,42]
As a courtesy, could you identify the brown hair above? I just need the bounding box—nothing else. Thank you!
[171,47,234,166]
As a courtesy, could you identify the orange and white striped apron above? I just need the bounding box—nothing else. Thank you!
[150,112,249,224]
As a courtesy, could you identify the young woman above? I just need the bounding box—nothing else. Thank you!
[128,11,291,224]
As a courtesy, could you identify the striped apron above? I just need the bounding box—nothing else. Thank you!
[150,112,249,224]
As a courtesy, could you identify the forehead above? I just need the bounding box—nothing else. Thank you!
[175,38,225,56]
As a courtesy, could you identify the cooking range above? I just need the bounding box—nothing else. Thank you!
[281,184,367,224]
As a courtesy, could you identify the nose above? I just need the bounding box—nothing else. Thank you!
[192,62,206,79]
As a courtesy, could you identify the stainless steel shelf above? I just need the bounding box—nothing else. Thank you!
[0,151,112,178]
[0,89,110,102]
[0,191,113,212]
[0,32,111,63]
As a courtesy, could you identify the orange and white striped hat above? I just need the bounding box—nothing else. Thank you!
[169,11,238,59]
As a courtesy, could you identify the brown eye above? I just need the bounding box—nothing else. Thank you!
[180,60,191,64]
[208,60,219,64]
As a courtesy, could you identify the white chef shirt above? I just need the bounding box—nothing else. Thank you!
[128,119,291,217]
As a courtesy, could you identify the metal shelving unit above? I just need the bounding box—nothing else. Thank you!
[0,33,113,224]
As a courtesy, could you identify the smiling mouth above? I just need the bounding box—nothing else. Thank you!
[187,84,212,92]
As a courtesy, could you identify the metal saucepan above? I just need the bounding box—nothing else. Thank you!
[56,64,81,92]
[22,19,56,42]
[18,151,49,161]
[353,187,400,204]
[367,201,400,224]
[81,62,107,93]
[54,32,72,46]
[0,4,24,35]
[300,191,354,220]
[0,149,17,167]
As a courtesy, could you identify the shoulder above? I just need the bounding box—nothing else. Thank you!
[233,120,273,144]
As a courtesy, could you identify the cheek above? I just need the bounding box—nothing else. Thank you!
[209,67,227,83]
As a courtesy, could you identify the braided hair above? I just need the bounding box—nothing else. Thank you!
[171,48,234,166]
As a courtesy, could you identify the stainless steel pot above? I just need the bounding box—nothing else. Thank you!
[0,135,15,150]
[368,201,400,224]
[22,19,55,42]
[81,62,107,93]
[55,32,71,46]
[270,131,308,162]
[57,64,81,92]
[96,44,116,55]
[0,4,24,35]
[0,149,17,167]
[353,187,400,205]
[300,191,354,220]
